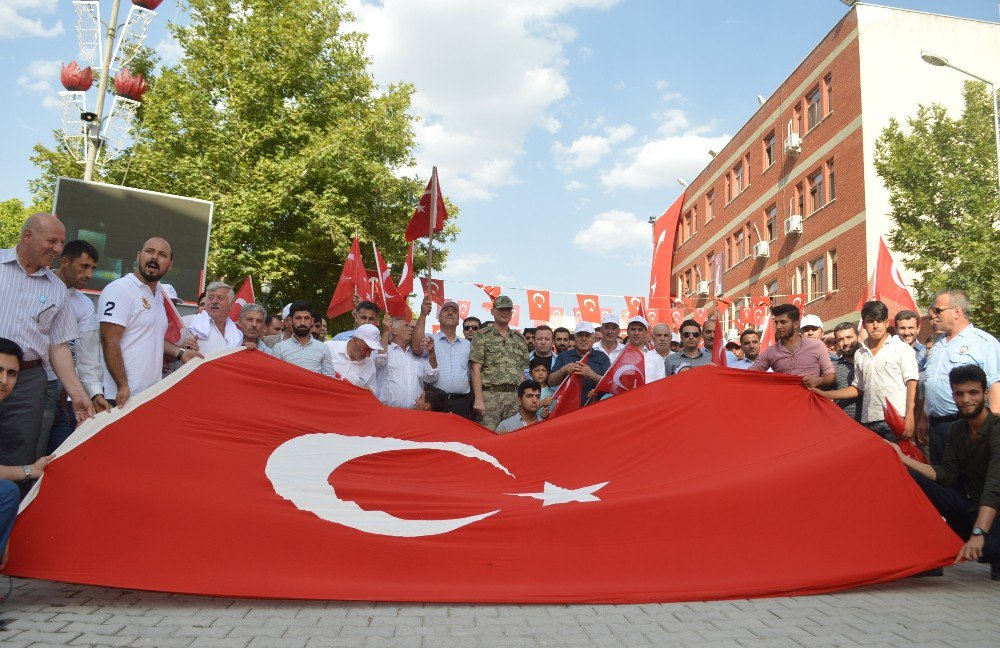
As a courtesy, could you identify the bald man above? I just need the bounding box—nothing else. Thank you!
[98,237,200,408]
[0,214,95,465]
[644,323,673,382]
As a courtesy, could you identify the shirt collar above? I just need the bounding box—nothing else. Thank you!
[1,246,49,277]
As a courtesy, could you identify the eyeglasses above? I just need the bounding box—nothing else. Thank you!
[464,325,479,331]
[681,331,701,338]
[930,306,958,316]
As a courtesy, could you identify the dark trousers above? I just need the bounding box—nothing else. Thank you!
[426,387,473,419]
[908,469,999,563]
[0,480,20,559]
[864,420,898,443]
[0,365,46,465]
[929,416,959,465]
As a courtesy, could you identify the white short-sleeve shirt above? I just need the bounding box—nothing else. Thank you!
[98,274,167,399]
[852,335,920,423]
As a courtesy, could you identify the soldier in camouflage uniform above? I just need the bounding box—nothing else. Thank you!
[470,295,529,431]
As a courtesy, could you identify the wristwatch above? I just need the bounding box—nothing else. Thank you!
[176,347,185,360]
[21,465,31,481]
[972,527,988,537]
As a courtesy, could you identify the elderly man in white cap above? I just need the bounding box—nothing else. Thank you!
[645,322,673,382]
[326,323,382,391]
[594,312,625,363]
[375,316,438,408]
[549,321,611,408]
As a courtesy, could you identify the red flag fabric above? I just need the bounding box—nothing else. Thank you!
[647,308,662,326]
[714,298,732,318]
[374,245,408,320]
[593,346,646,396]
[738,305,753,329]
[396,244,415,298]
[649,193,684,309]
[476,284,501,302]
[482,301,495,312]
[327,237,370,318]
[752,297,771,327]
[457,300,471,320]
[710,319,728,367]
[405,168,448,242]
[510,305,520,328]
[692,307,708,326]
[576,294,601,324]
[550,307,564,321]
[162,291,185,345]
[625,296,646,319]
[857,237,919,319]
[789,293,806,315]
[6,351,961,602]
[227,275,255,322]
[884,401,926,463]
[526,290,550,321]
[547,351,590,419]
[420,277,445,306]
[669,308,683,329]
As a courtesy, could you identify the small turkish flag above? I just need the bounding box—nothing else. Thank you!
[593,346,646,396]
[476,284,502,302]
[550,307,565,321]
[457,300,471,319]
[576,294,601,324]
[420,277,445,306]
[162,291,186,345]
[738,306,753,329]
[670,308,684,328]
[327,237,370,319]
[647,309,661,326]
[482,301,495,311]
[856,237,919,320]
[374,245,408,320]
[710,320,728,367]
[527,289,550,321]
[510,305,520,327]
[396,243,415,298]
[692,308,708,326]
[752,296,771,327]
[405,167,448,242]
[548,351,590,418]
[788,294,806,315]
[227,275,255,322]
[624,296,646,319]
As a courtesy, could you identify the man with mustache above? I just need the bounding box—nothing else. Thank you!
[98,237,199,408]
[273,301,335,376]
[181,281,244,355]
[0,213,95,467]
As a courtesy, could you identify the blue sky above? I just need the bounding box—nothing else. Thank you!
[3,0,997,325]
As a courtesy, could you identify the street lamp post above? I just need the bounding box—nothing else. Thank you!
[260,279,273,313]
[921,50,1000,198]
[83,0,123,182]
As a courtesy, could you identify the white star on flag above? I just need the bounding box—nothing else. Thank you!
[506,481,609,506]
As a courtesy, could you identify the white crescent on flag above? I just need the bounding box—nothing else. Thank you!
[613,365,642,391]
[533,292,546,306]
[583,298,597,310]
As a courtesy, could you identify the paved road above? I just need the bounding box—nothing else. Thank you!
[0,562,996,647]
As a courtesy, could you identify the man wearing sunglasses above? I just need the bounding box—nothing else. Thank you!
[919,290,1000,464]
[462,317,481,341]
[664,320,713,376]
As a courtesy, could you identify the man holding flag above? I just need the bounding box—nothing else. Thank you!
[549,322,610,409]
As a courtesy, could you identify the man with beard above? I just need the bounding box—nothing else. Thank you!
[703,318,739,366]
[750,304,834,388]
[99,237,199,407]
[0,214,95,466]
[891,364,999,581]
[730,329,761,370]
[264,314,284,337]
[237,303,270,353]
[894,309,927,370]
[181,281,243,355]
[644,322,673,381]
[273,301,334,376]
[553,327,572,354]
[814,322,862,422]
[45,240,110,455]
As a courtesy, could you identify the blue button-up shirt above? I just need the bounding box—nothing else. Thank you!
[331,329,355,342]
[923,324,1000,416]
[431,330,471,394]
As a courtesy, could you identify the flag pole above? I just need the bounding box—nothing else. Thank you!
[426,167,438,281]
[372,241,389,312]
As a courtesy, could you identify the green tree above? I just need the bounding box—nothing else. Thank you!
[29,0,456,326]
[0,198,30,248]
[874,81,1000,333]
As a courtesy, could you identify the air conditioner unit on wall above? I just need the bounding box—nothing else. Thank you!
[784,215,803,235]
[696,280,711,296]
[783,132,802,157]
[753,240,770,259]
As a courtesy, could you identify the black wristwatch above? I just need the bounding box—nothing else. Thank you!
[972,527,988,537]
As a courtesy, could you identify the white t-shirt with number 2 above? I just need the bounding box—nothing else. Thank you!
[98,273,167,400]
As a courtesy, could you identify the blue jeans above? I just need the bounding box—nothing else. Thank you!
[0,480,20,560]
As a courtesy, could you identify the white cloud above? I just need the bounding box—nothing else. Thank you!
[446,252,496,277]
[17,59,62,110]
[564,180,587,191]
[600,108,731,191]
[578,46,592,60]
[155,37,184,68]
[0,0,63,39]
[573,209,650,254]
[347,0,619,201]
[552,123,635,172]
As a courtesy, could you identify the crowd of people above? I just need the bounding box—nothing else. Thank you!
[0,214,997,580]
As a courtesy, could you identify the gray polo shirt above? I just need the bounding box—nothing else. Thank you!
[664,348,712,376]
[273,336,335,376]
[495,412,537,434]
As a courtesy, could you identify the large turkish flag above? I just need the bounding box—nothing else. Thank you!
[5,350,960,602]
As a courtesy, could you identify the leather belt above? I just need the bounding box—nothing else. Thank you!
[929,414,961,425]
[19,359,42,371]
[482,384,517,393]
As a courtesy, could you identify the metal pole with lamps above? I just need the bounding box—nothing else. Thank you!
[921,50,1000,198]
[260,279,273,313]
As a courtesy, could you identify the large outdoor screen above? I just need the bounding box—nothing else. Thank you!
[53,178,213,303]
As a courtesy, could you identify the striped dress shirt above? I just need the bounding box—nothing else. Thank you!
[0,247,79,362]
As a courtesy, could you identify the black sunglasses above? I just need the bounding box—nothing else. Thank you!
[464,325,480,331]
[682,331,701,338]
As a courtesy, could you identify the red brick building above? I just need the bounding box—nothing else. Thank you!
[664,4,1000,331]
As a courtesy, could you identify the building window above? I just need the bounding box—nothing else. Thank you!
[792,104,802,136]
[763,132,776,169]
[808,255,826,300]
[828,249,838,291]
[824,73,833,115]
[706,190,715,221]
[792,182,804,216]
[766,280,778,297]
[724,239,731,269]
[734,229,746,263]
[765,204,777,241]
[725,175,732,203]
[733,160,744,196]
[792,266,803,294]
[827,159,836,201]
[691,205,698,236]
[808,168,825,213]
[807,86,822,130]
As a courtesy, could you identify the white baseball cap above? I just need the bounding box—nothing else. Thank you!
[352,323,383,351]
[574,321,596,335]
[601,312,619,326]
[671,332,681,344]
[626,315,649,329]
[281,303,292,319]
[800,314,824,330]
[160,283,183,305]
